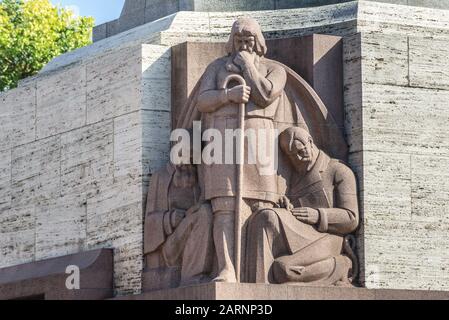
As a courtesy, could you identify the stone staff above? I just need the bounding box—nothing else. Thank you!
[222,74,247,282]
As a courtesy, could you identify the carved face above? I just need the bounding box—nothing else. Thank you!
[173,165,197,188]
[290,138,314,164]
[280,128,317,172]
[233,32,256,54]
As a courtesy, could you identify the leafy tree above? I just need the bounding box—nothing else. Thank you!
[0,0,94,91]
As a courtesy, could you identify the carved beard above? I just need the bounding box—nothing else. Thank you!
[173,166,198,188]
[226,51,259,73]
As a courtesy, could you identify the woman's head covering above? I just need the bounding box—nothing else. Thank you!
[225,17,267,57]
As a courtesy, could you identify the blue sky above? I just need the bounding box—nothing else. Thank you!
[51,0,125,26]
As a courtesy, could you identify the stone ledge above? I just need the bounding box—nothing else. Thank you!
[0,249,114,300]
[93,0,449,42]
[115,283,449,300]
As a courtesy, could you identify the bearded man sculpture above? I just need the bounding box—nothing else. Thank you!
[195,17,288,283]
[145,16,354,289]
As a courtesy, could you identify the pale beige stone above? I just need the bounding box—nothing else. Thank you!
[87,202,143,295]
[35,193,87,261]
[86,45,142,124]
[0,83,36,150]
[36,65,86,139]
[411,155,449,224]
[409,36,449,90]
[362,84,449,157]
[11,136,61,207]
[363,217,449,290]
[363,151,412,220]
[0,149,11,213]
[0,230,35,269]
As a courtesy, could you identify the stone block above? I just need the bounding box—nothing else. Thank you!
[36,65,86,139]
[123,0,146,16]
[363,151,412,220]
[0,230,35,269]
[106,20,120,38]
[142,45,171,124]
[361,33,409,86]
[11,136,61,207]
[144,0,179,23]
[0,83,36,151]
[193,0,276,11]
[92,23,107,42]
[114,112,143,181]
[363,217,449,290]
[60,121,114,196]
[409,37,449,90]
[0,249,114,300]
[35,193,87,261]
[0,149,11,213]
[86,46,142,124]
[343,33,363,153]
[142,110,171,176]
[87,202,143,296]
[411,155,449,223]
[0,205,34,234]
[115,282,449,300]
[119,10,145,34]
[362,84,449,157]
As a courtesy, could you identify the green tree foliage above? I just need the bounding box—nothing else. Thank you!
[0,0,94,91]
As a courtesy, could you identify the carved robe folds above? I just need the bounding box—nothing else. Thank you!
[144,164,214,287]
[246,151,359,286]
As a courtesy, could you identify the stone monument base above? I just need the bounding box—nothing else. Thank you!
[115,283,449,300]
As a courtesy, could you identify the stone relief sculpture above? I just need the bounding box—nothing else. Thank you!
[246,127,359,286]
[143,163,214,288]
[143,17,360,290]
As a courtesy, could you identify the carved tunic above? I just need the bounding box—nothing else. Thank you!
[198,56,288,203]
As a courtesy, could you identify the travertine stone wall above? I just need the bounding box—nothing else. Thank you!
[344,31,449,290]
[0,44,171,295]
[2,0,449,294]
[93,0,449,42]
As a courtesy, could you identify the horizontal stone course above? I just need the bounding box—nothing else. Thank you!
[0,45,172,295]
[94,0,449,42]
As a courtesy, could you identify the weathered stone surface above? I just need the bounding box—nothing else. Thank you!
[36,65,86,139]
[0,84,36,151]
[35,194,87,261]
[411,155,449,224]
[362,84,449,157]
[11,136,61,207]
[86,46,142,124]
[360,33,409,86]
[94,0,449,42]
[115,282,449,300]
[49,1,449,76]
[363,152,412,220]
[409,37,449,89]
[60,121,114,197]
[142,110,171,176]
[0,249,114,300]
[0,230,35,269]
[363,217,449,290]
[87,201,143,295]
[0,150,11,213]
[142,45,171,113]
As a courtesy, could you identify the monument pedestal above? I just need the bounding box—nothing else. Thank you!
[116,283,449,300]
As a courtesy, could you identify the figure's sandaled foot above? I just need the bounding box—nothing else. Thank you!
[213,269,237,283]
